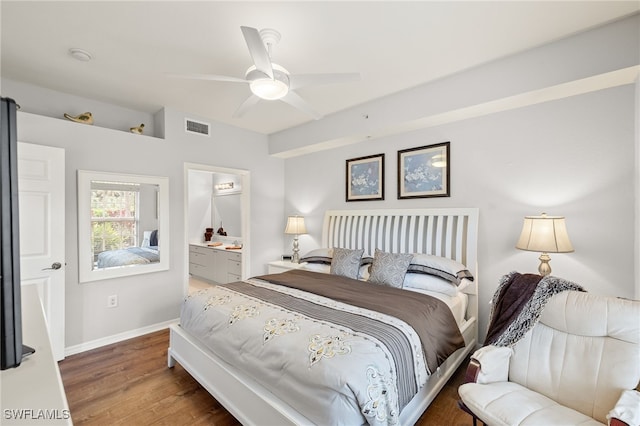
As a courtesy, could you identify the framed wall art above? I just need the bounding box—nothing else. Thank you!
[345,153,384,202]
[397,142,450,199]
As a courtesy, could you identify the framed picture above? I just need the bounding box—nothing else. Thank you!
[345,153,384,201]
[397,142,450,199]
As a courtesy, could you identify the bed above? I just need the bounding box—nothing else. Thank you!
[95,230,159,268]
[169,208,479,425]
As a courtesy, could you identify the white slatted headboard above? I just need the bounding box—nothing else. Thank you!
[322,208,479,277]
[321,207,479,342]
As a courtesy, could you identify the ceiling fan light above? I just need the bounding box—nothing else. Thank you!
[246,63,290,100]
[250,79,289,100]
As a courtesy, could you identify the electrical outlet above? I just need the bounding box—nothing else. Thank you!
[107,295,118,308]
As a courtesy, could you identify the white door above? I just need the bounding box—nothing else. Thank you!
[17,142,66,361]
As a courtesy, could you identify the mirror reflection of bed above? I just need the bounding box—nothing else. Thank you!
[90,179,161,270]
[77,170,170,283]
[94,229,160,269]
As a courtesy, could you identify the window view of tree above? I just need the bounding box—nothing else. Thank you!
[90,181,139,260]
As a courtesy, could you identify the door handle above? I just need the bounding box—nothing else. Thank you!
[42,262,62,271]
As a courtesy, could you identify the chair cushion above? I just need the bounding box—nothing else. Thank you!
[459,381,603,426]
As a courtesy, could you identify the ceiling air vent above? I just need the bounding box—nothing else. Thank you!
[185,118,210,136]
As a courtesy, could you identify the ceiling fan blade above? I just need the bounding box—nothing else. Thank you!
[233,94,261,118]
[166,73,248,83]
[289,73,360,90]
[281,91,323,120]
[240,26,273,79]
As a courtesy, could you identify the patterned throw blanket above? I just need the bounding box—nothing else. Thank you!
[485,271,585,347]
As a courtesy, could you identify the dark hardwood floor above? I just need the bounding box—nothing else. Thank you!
[58,329,474,425]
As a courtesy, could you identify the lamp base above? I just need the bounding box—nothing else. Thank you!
[538,253,551,277]
[291,236,300,263]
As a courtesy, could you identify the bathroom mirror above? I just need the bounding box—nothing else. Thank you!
[77,170,170,282]
[212,174,242,238]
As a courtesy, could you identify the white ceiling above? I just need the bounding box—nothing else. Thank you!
[1,1,638,135]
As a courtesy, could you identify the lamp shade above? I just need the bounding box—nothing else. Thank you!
[516,213,574,253]
[284,216,307,235]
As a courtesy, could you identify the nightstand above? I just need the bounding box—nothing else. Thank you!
[268,260,307,274]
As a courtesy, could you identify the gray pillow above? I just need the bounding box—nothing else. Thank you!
[330,247,364,279]
[368,249,413,288]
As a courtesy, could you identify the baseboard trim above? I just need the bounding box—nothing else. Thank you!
[64,318,179,357]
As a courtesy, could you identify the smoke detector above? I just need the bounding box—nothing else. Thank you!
[69,48,93,62]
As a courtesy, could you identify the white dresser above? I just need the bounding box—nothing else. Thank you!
[189,244,242,284]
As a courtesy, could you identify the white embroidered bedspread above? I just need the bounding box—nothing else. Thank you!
[180,277,435,426]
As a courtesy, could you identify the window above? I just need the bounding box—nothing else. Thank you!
[90,181,139,259]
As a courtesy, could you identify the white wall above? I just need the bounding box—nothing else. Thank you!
[282,16,639,341]
[3,82,285,349]
[286,86,635,340]
[187,169,214,243]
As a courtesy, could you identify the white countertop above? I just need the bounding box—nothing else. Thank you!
[190,242,243,253]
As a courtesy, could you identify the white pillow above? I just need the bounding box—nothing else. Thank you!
[403,273,458,296]
[300,262,371,281]
[407,253,474,285]
[301,263,330,273]
[141,231,152,248]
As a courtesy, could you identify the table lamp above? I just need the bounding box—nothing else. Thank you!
[516,213,574,276]
[284,215,307,263]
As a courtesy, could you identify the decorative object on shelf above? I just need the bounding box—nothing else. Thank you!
[398,142,450,199]
[63,112,94,125]
[516,213,574,276]
[204,228,214,242]
[284,215,307,263]
[345,153,384,202]
[130,123,144,134]
[217,223,227,236]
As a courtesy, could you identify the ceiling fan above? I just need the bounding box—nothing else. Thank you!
[171,26,360,119]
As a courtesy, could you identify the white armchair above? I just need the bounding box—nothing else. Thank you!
[458,291,640,426]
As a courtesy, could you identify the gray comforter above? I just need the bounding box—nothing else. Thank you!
[96,247,159,268]
[180,270,464,425]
